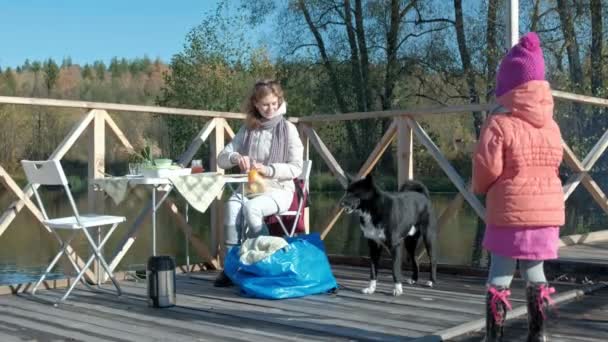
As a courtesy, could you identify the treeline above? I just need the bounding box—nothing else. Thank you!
[1,0,608,199]
[0,57,168,171]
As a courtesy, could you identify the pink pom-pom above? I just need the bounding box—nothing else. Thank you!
[519,32,540,50]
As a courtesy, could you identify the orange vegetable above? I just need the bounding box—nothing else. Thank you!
[248,169,258,184]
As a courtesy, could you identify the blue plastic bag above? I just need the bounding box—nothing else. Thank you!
[224,233,338,299]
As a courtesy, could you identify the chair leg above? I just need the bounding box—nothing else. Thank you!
[60,253,98,302]
[81,224,122,296]
[290,209,302,237]
[59,223,122,303]
[32,231,79,295]
[275,215,290,237]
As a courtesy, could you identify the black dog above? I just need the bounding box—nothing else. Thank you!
[340,174,437,296]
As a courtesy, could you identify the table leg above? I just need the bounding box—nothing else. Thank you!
[185,203,190,274]
[152,186,157,257]
[241,185,245,242]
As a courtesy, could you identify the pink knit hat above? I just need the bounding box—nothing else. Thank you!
[495,32,545,97]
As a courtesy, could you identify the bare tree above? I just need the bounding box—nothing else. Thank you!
[590,0,603,96]
[556,0,583,89]
[453,0,483,137]
[485,0,499,103]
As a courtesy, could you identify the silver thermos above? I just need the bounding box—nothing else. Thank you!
[147,255,176,308]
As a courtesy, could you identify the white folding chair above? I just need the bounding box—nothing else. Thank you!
[272,160,312,237]
[21,160,125,303]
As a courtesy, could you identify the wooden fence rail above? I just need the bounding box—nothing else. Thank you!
[1,89,607,285]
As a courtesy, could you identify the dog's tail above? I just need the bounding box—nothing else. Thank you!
[399,180,431,198]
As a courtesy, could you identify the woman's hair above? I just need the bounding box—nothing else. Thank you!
[243,79,284,129]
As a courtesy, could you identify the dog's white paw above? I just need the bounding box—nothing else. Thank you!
[361,280,376,294]
[405,278,416,285]
[392,283,403,296]
[422,280,434,288]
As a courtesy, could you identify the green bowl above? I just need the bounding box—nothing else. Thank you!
[154,158,173,168]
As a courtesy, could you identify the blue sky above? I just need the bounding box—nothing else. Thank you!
[0,0,231,68]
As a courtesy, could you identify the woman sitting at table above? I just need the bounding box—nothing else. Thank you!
[214,79,303,287]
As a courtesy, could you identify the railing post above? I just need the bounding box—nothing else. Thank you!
[298,123,311,233]
[397,116,413,187]
[210,119,225,264]
[88,109,105,283]
[505,0,519,48]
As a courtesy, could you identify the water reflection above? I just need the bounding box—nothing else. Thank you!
[0,186,602,284]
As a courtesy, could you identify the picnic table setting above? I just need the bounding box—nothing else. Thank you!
[92,158,247,214]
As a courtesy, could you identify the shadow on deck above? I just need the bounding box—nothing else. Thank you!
[0,264,605,341]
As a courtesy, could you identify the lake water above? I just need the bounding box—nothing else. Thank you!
[0,186,602,285]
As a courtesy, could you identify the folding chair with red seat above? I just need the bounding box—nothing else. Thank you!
[265,160,312,237]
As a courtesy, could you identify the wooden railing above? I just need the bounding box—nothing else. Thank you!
[1,89,608,284]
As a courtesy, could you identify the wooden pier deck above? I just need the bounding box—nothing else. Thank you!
[0,264,604,342]
[452,284,608,342]
[559,241,608,266]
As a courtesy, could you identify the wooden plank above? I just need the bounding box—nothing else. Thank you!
[0,301,154,341]
[357,119,397,179]
[88,109,105,212]
[210,119,225,262]
[178,118,216,166]
[397,117,414,186]
[560,139,608,216]
[103,110,134,152]
[552,89,608,108]
[1,90,602,124]
[224,120,236,139]
[49,109,98,160]
[437,192,465,233]
[319,121,397,240]
[118,282,426,340]
[426,282,607,342]
[0,167,44,236]
[581,127,608,169]
[563,172,586,200]
[320,207,345,240]
[561,139,591,200]
[580,174,608,214]
[562,140,585,172]
[45,288,342,342]
[189,273,483,321]
[88,110,105,282]
[291,103,498,123]
[0,110,96,280]
[301,124,348,189]
[297,123,311,234]
[177,279,450,333]
[406,118,486,220]
[0,95,246,120]
[560,230,608,247]
[0,314,109,342]
[559,240,608,263]
[0,109,96,233]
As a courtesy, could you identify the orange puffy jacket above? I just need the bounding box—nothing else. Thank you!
[473,80,564,227]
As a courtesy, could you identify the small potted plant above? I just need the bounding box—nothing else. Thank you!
[119,138,161,175]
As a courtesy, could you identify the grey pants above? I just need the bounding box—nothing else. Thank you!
[487,253,547,288]
[224,190,292,246]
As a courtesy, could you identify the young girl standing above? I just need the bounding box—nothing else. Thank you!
[214,80,303,287]
[473,32,564,341]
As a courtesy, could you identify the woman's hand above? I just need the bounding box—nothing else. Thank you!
[252,161,268,176]
[236,155,253,172]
